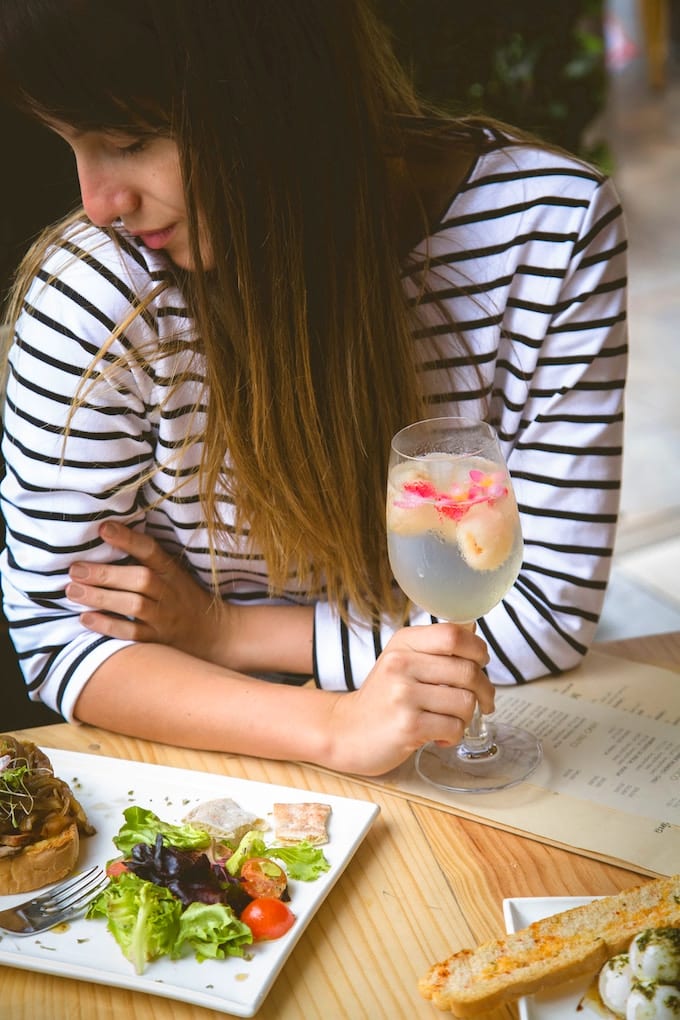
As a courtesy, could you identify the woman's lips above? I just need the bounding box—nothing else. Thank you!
[135,225,175,250]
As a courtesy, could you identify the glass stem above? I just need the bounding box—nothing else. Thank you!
[462,706,491,749]
[456,621,490,746]
[451,620,498,759]
[457,706,499,762]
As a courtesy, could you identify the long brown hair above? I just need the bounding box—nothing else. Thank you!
[0,0,481,623]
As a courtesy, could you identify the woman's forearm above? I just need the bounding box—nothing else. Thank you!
[72,622,495,777]
[73,641,335,761]
[61,519,316,679]
[221,603,315,677]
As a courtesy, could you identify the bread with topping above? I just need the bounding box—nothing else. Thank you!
[0,735,95,895]
[419,873,680,1016]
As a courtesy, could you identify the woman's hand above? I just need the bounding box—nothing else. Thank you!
[66,521,227,662]
[326,623,494,776]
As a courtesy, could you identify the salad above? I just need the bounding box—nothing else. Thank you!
[86,804,330,974]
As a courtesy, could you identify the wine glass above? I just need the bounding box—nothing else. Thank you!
[386,416,542,792]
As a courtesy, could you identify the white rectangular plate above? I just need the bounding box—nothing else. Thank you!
[503,897,604,1020]
[0,749,379,1016]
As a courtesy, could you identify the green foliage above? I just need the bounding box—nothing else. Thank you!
[375,0,608,163]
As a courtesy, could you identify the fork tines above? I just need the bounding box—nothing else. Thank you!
[42,865,107,915]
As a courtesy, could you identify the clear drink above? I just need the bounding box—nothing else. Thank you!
[386,454,523,620]
[387,417,542,793]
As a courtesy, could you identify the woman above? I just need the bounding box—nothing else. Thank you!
[0,1,627,774]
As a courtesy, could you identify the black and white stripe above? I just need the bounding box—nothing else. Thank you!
[1,140,627,714]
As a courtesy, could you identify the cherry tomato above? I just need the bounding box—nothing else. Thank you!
[240,897,295,941]
[106,859,129,878]
[240,857,288,900]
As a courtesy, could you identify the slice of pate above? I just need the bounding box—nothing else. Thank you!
[183,797,265,842]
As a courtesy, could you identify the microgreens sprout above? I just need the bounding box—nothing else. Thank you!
[0,754,50,828]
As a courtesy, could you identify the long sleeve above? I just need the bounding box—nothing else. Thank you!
[479,173,627,683]
[2,147,627,711]
[1,226,193,718]
[313,147,627,690]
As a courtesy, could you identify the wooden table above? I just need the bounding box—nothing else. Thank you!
[2,631,678,1020]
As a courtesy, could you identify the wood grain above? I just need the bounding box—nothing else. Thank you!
[595,629,680,672]
[2,631,678,1020]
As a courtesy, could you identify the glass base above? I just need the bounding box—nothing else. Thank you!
[414,722,542,793]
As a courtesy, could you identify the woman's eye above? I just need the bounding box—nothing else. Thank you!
[104,133,148,157]
[117,139,147,157]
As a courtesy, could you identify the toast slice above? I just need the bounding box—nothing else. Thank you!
[272,803,331,845]
[419,873,680,1017]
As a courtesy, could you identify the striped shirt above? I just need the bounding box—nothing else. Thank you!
[1,140,627,718]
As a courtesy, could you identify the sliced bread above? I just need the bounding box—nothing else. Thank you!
[419,873,680,1016]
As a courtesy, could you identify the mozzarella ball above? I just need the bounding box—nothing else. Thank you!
[630,929,680,984]
[626,982,680,1019]
[598,954,633,1017]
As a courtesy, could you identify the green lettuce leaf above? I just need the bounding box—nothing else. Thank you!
[112,805,211,855]
[267,841,331,881]
[86,871,181,974]
[224,830,330,881]
[176,902,253,961]
[224,830,268,875]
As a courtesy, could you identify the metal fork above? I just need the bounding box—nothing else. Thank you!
[0,865,109,935]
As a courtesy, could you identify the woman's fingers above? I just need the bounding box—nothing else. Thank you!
[402,620,490,667]
[386,623,495,714]
[316,622,497,775]
[67,522,174,610]
[76,609,158,643]
[415,673,479,723]
[69,561,162,596]
[98,520,175,573]
[66,519,222,656]
[66,576,156,619]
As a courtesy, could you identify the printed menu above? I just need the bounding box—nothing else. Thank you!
[365,649,680,876]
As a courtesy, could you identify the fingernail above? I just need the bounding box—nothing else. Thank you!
[70,565,88,579]
[67,583,84,598]
[100,521,117,538]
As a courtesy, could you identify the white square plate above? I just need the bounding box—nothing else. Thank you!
[0,749,379,1016]
[503,897,604,1019]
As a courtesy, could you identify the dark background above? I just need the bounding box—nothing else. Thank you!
[1,1,606,730]
[1,112,76,730]
[374,0,607,160]
[0,0,607,306]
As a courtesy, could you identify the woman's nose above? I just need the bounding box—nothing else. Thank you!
[76,159,139,227]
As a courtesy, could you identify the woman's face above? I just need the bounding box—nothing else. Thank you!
[49,122,211,270]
